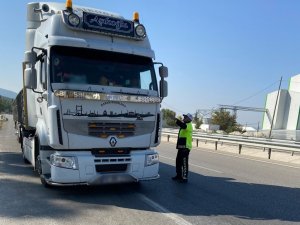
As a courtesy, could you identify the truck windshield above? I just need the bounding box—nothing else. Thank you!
[50,46,158,91]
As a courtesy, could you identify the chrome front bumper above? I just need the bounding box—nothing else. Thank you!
[42,173,160,186]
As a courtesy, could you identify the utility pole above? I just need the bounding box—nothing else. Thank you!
[268,77,282,138]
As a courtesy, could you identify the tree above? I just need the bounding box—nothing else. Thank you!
[0,97,3,112]
[0,96,13,113]
[211,109,241,133]
[161,108,177,127]
[193,110,202,129]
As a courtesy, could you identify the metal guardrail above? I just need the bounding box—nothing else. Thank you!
[162,129,300,159]
[163,128,298,144]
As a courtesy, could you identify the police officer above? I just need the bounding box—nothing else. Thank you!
[172,113,193,183]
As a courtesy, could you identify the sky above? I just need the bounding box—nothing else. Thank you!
[0,0,300,126]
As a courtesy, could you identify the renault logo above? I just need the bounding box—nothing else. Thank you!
[109,137,117,147]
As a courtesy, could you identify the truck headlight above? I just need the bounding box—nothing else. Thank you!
[145,153,159,166]
[135,24,146,38]
[68,13,80,27]
[50,154,78,170]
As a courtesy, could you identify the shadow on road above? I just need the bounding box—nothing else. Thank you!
[150,162,300,223]
[0,149,300,223]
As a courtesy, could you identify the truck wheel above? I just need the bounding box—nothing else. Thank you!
[35,155,42,175]
[36,157,50,188]
[17,131,21,144]
[23,154,30,164]
[35,139,51,188]
[18,126,22,144]
[22,137,30,164]
[40,175,51,188]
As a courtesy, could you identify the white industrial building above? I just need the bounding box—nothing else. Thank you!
[262,74,300,140]
[200,117,220,131]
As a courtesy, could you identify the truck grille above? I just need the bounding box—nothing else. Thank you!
[94,157,131,173]
[88,122,135,138]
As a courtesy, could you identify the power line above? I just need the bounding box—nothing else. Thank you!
[283,80,300,84]
[232,79,280,106]
[163,79,282,116]
[241,122,261,126]
[162,102,187,114]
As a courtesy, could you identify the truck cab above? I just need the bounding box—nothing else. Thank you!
[17,1,168,186]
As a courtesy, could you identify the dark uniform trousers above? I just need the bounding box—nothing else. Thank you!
[176,148,190,179]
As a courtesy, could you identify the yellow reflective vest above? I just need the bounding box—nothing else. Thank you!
[177,122,193,150]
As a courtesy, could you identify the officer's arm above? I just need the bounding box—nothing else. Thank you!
[176,119,187,129]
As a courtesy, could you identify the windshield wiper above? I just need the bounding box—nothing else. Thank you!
[52,87,107,94]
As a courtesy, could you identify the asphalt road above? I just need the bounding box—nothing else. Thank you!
[1,116,300,225]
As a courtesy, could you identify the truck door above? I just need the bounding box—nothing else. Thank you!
[37,55,49,133]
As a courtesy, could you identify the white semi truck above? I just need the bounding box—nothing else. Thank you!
[14,0,168,186]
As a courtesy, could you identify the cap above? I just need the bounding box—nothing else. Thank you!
[183,113,193,121]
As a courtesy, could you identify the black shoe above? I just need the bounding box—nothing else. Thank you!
[172,176,181,180]
[179,178,188,183]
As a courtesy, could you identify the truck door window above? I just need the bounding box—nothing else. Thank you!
[40,56,47,90]
[140,71,153,90]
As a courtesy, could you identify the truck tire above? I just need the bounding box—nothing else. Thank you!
[17,135,23,145]
[17,125,22,144]
[35,155,42,175]
[34,138,51,188]
[22,153,30,164]
[35,157,51,188]
[21,137,30,164]
[40,175,51,188]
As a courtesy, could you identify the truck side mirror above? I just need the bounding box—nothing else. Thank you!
[160,80,168,98]
[159,66,168,78]
[24,51,37,64]
[25,68,37,89]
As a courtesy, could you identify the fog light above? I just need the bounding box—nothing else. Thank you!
[145,153,159,166]
[68,13,80,27]
[135,24,146,38]
[50,154,78,169]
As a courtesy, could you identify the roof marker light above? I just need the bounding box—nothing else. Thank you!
[66,0,73,11]
[133,12,139,23]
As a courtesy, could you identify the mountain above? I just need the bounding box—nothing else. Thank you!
[0,88,17,99]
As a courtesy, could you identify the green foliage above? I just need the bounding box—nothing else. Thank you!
[193,110,203,129]
[195,119,203,129]
[161,108,177,127]
[211,109,241,133]
[0,96,13,113]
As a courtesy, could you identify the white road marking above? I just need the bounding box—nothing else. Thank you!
[201,149,300,170]
[138,194,194,225]
[161,142,300,170]
[160,155,223,174]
